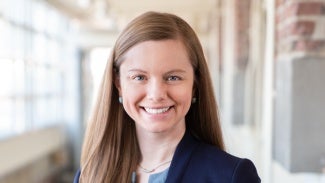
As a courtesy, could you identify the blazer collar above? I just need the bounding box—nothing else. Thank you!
[165,131,199,183]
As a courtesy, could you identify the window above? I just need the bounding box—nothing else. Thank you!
[0,0,79,139]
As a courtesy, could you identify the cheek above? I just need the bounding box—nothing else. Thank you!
[120,85,143,116]
[121,83,144,100]
[171,87,193,104]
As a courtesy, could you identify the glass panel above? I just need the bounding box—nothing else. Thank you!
[89,47,110,101]
[48,96,59,125]
[13,59,25,96]
[33,97,47,128]
[32,34,47,61]
[24,32,33,59]
[32,2,46,32]
[0,19,7,56]
[1,1,13,20]
[12,0,24,25]
[22,0,32,27]
[12,27,25,58]
[0,21,13,57]
[0,59,14,96]
[33,66,48,95]
[48,69,61,94]
[0,99,14,138]
[48,39,59,64]
[46,8,56,36]
[0,1,4,14]
[13,99,26,134]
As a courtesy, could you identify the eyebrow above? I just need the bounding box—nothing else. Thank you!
[165,69,187,74]
[127,69,147,73]
[127,69,187,74]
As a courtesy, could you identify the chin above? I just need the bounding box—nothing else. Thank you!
[139,124,168,133]
[146,124,182,134]
[147,127,169,133]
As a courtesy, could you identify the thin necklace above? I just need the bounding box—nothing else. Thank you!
[138,160,172,173]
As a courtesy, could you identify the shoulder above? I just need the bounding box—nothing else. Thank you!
[192,142,241,168]
[184,141,261,182]
[73,169,81,183]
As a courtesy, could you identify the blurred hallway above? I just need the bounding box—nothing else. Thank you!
[1,0,325,182]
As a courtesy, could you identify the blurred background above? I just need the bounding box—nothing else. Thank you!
[0,0,325,182]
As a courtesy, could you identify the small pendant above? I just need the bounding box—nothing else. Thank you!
[141,168,155,173]
[138,160,172,173]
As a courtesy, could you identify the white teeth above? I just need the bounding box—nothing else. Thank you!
[144,107,170,114]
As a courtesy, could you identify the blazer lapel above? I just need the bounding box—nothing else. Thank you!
[165,132,199,183]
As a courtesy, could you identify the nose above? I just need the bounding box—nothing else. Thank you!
[147,79,167,102]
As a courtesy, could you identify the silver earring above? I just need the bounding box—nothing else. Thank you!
[119,97,123,103]
[191,97,197,104]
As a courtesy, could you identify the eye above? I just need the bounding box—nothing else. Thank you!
[167,76,181,81]
[132,75,146,81]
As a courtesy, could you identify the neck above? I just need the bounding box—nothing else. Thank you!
[136,129,185,168]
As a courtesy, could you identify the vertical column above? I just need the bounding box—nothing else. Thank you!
[219,0,251,125]
[220,0,236,124]
[262,0,275,182]
[232,0,251,125]
[274,0,325,173]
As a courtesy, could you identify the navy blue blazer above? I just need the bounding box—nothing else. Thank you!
[74,132,261,183]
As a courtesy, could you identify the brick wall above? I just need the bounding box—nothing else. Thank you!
[274,0,325,173]
[276,1,325,56]
[235,0,251,68]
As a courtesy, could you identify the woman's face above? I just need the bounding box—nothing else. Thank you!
[116,39,194,135]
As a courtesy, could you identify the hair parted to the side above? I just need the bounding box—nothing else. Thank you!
[79,11,224,183]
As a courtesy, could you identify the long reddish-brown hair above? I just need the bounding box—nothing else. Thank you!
[80,11,224,183]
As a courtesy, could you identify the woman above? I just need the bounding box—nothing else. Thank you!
[74,11,260,183]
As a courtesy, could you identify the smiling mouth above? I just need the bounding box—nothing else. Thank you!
[143,107,171,114]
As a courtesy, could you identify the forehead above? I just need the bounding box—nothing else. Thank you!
[119,39,192,72]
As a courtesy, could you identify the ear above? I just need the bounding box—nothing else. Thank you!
[114,74,122,95]
[192,81,197,97]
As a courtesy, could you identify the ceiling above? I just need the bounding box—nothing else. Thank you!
[46,0,218,47]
